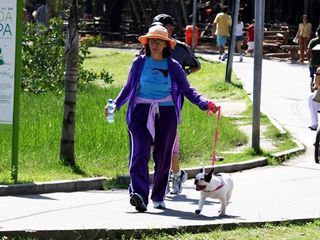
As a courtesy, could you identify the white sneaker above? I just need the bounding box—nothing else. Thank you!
[221,54,228,61]
[153,201,166,209]
[171,170,188,195]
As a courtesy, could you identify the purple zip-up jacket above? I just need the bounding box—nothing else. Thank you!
[114,55,209,125]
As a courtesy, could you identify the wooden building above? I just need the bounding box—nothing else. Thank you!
[25,0,320,41]
[242,0,319,30]
[78,0,319,39]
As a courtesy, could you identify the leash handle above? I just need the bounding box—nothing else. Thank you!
[211,106,221,166]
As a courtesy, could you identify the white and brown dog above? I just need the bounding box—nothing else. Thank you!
[194,168,234,216]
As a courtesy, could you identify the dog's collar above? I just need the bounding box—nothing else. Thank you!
[203,183,224,192]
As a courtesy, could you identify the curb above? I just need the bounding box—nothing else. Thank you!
[117,157,268,186]
[270,138,305,162]
[0,177,107,196]
[0,217,318,240]
[117,137,305,186]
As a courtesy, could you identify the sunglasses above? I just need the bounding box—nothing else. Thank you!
[148,39,165,45]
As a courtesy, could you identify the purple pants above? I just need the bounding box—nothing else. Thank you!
[128,104,177,205]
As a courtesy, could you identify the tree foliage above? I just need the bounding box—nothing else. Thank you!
[21,18,113,93]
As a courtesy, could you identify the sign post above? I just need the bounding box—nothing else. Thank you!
[252,0,265,152]
[0,0,23,182]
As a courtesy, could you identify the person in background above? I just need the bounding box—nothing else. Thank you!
[246,19,255,55]
[308,67,320,131]
[307,27,320,93]
[295,14,312,63]
[212,6,232,61]
[35,0,47,25]
[109,25,217,212]
[151,14,201,195]
[235,17,244,62]
[307,28,320,131]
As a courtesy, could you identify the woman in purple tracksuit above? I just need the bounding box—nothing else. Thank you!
[111,25,217,212]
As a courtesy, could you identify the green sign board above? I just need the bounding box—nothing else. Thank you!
[0,0,23,182]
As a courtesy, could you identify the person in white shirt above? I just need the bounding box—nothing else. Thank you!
[235,18,244,62]
[308,67,320,131]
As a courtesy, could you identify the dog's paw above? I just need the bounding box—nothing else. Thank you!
[195,209,201,214]
[218,212,226,217]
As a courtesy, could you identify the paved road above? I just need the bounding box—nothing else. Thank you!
[225,55,312,147]
[1,55,320,239]
[220,55,315,159]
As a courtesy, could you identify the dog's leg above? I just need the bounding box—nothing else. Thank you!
[218,196,227,216]
[226,190,232,205]
[226,181,234,205]
[195,197,206,214]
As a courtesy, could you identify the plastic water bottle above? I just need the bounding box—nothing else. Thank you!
[106,99,115,123]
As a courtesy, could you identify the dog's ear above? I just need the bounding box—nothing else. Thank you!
[208,167,215,175]
[199,168,205,174]
[204,167,215,182]
[204,172,212,182]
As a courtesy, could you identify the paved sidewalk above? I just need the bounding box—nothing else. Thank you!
[1,55,320,239]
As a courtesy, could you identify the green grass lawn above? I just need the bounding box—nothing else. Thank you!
[0,48,295,184]
[140,221,320,240]
[3,220,320,239]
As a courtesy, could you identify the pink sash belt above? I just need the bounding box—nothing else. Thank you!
[134,95,173,140]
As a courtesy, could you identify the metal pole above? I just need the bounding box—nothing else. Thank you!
[225,0,240,83]
[251,0,265,152]
[12,0,23,183]
[191,0,197,51]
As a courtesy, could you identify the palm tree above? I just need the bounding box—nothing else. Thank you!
[60,0,78,166]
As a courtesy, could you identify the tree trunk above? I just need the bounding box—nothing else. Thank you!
[60,0,79,166]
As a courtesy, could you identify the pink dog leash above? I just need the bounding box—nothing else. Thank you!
[210,105,221,166]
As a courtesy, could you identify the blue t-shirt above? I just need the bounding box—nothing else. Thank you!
[137,57,174,106]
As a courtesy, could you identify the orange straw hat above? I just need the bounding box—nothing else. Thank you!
[138,25,176,49]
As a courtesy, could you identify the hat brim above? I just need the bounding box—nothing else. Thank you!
[138,34,176,49]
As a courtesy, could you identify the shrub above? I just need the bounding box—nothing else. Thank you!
[21,18,113,93]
